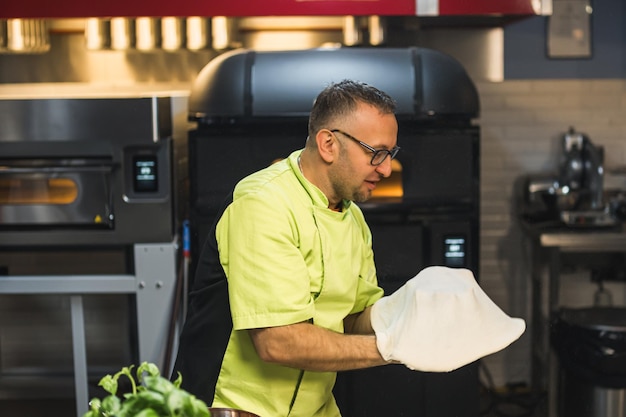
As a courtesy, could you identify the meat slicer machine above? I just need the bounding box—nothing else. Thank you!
[522,127,626,227]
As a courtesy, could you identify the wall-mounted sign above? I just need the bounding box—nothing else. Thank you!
[547,0,592,58]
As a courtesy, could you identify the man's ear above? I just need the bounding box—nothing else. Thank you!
[316,129,337,164]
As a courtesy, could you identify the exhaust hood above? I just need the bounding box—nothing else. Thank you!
[188,47,479,123]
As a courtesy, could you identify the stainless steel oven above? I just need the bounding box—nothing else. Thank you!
[0,96,179,246]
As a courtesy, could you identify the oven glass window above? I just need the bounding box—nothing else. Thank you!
[270,157,403,202]
[0,177,78,205]
[371,159,403,201]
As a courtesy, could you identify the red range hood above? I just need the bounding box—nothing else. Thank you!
[0,0,549,19]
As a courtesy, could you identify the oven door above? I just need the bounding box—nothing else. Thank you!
[0,158,115,229]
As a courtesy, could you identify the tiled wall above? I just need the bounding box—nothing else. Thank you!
[476,79,626,387]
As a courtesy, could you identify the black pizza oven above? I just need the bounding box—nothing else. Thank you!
[187,47,480,417]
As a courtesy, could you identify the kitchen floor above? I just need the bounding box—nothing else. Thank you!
[480,387,548,417]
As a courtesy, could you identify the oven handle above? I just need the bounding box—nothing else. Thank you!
[0,166,114,174]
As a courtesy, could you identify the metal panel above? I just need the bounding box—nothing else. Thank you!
[0,97,171,143]
[70,296,88,417]
[251,48,417,117]
[417,0,439,16]
[0,275,136,293]
[133,243,178,369]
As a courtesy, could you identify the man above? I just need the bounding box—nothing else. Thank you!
[173,79,399,416]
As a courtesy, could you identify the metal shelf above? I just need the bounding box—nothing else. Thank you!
[0,242,179,417]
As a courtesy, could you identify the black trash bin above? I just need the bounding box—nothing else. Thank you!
[552,307,626,417]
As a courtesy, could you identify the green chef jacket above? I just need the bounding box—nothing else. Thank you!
[212,150,383,416]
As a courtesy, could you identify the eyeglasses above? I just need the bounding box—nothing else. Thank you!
[330,129,400,166]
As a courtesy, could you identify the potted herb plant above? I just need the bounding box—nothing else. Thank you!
[83,362,210,417]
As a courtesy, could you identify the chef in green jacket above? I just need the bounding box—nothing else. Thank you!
[174,79,397,417]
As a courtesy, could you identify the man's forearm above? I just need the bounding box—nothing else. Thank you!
[249,321,387,372]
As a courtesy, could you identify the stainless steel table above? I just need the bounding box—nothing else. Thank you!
[524,224,626,417]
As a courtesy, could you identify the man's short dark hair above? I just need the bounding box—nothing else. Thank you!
[308,80,396,138]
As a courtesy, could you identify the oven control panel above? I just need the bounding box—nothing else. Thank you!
[444,236,467,268]
[123,144,170,203]
[133,154,159,193]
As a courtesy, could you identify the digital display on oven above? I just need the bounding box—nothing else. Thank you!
[444,236,466,267]
[133,155,158,192]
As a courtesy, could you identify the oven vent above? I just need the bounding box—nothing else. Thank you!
[188,47,479,124]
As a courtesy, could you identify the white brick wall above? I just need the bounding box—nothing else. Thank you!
[476,79,626,387]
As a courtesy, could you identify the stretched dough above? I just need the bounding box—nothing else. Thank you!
[370,266,525,372]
